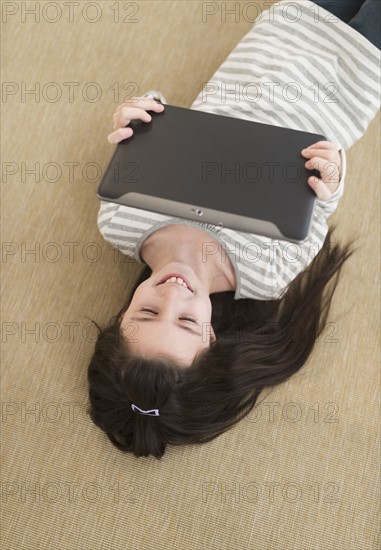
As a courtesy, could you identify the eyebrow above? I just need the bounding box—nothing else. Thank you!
[129,316,203,337]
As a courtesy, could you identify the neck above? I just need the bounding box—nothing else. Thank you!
[140,226,236,294]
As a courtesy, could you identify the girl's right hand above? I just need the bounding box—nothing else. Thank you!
[107,96,165,144]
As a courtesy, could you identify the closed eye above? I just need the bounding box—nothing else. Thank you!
[141,308,197,324]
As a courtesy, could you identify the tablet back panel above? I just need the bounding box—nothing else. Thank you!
[97,104,325,242]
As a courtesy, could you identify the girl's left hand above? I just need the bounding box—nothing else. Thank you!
[301,141,341,201]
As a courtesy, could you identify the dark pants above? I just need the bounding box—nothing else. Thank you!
[312,0,381,50]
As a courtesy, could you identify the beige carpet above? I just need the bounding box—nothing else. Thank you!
[1,1,380,548]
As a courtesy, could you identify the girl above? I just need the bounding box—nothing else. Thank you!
[88,0,380,458]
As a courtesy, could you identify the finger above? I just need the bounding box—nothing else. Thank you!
[113,102,165,130]
[115,98,164,114]
[305,155,340,184]
[114,97,148,111]
[301,148,336,162]
[306,141,337,150]
[107,127,134,144]
[113,106,154,130]
[307,175,332,201]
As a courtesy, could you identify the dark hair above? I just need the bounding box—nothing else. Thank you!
[87,223,357,459]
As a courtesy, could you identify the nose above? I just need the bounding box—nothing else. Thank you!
[156,283,192,305]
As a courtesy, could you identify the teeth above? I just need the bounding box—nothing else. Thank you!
[163,276,188,288]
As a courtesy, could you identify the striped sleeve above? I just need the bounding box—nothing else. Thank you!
[189,0,380,152]
[97,201,120,234]
[97,201,142,262]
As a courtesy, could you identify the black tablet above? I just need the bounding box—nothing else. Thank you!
[97,103,324,243]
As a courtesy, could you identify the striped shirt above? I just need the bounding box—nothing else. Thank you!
[97,0,380,301]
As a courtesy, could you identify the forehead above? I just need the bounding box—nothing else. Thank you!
[123,328,202,367]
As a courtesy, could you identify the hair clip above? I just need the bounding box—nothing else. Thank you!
[131,403,160,416]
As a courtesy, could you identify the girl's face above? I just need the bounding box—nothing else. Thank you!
[120,264,217,367]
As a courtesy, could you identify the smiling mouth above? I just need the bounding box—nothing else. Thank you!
[157,273,194,292]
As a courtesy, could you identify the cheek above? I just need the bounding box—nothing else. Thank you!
[132,282,147,302]
[198,302,212,321]
[128,281,151,310]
